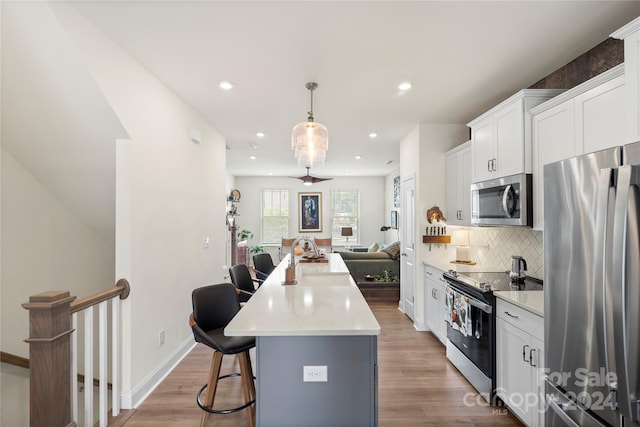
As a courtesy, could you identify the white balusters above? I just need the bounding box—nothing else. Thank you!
[84,307,94,427]
[111,297,120,417]
[69,295,121,426]
[99,301,107,427]
[71,313,78,422]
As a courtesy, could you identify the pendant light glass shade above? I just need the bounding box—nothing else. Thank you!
[291,121,328,165]
[291,82,328,167]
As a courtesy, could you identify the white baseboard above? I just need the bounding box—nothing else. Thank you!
[413,321,428,331]
[121,337,196,409]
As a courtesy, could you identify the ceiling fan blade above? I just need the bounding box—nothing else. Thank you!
[289,166,333,184]
[311,176,333,183]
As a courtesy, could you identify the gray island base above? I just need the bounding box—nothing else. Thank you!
[225,254,380,427]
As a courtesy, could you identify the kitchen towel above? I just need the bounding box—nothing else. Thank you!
[445,286,473,337]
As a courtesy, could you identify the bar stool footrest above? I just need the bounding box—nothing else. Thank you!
[196,373,256,415]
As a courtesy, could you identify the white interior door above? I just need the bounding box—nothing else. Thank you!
[401,176,416,320]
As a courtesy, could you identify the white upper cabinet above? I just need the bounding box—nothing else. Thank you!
[532,100,576,230]
[612,16,640,144]
[470,117,495,182]
[531,66,625,230]
[445,141,472,226]
[575,74,626,154]
[468,90,564,184]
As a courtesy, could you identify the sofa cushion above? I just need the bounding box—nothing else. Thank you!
[338,250,400,281]
[381,241,401,260]
[368,242,379,252]
[338,251,393,260]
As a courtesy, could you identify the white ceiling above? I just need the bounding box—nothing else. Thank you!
[69,1,640,178]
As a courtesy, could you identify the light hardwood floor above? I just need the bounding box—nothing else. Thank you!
[124,301,523,426]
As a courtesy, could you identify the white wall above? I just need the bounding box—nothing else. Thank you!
[234,175,386,250]
[48,3,229,408]
[399,123,468,326]
[1,0,125,358]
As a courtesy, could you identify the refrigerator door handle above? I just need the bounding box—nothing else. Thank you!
[546,394,581,427]
[594,168,617,401]
[610,164,639,421]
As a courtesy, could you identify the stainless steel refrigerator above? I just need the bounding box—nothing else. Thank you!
[544,142,640,427]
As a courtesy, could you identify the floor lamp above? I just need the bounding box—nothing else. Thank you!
[341,227,353,249]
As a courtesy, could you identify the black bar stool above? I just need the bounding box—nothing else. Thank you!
[190,283,256,427]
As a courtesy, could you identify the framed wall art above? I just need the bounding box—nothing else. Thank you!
[298,192,322,232]
[391,210,398,229]
[393,176,400,208]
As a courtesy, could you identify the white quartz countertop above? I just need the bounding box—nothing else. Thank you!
[493,290,544,317]
[225,254,381,337]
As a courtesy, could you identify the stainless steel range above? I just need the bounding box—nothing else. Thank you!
[442,270,543,402]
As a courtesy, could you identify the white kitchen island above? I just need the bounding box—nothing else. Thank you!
[225,253,381,427]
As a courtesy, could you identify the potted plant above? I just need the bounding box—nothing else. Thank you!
[237,229,253,241]
[375,269,396,282]
[250,245,266,254]
[236,230,253,265]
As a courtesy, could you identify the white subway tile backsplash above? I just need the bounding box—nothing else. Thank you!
[423,226,544,280]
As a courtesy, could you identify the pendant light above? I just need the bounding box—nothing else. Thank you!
[291,82,328,166]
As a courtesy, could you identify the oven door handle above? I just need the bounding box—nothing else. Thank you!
[467,297,492,314]
[444,282,493,314]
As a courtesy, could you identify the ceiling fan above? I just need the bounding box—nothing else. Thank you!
[291,167,333,186]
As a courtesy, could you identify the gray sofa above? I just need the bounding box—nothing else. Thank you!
[338,251,400,281]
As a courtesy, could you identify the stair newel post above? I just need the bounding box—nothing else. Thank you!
[22,290,77,427]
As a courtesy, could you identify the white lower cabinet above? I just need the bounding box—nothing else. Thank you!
[496,299,545,427]
[424,265,447,344]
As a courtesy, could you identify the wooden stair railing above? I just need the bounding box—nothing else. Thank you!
[22,278,130,427]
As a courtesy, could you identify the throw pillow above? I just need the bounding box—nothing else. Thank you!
[381,241,401,260]
[376,242,387,252]
[368,242,379,252]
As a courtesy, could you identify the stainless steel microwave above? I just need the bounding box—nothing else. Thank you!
[470,173,532,227]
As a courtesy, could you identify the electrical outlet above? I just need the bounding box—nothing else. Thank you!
[303,365,327,382]
[159,329,165,346]
[203,237,210,249]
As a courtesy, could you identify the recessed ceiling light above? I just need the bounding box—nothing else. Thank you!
[355,155,362,160]
[369,133,377,139]
[256,132,265,138]
[219,81,234,90]
[398,82,412,91]
[249,155,256,160]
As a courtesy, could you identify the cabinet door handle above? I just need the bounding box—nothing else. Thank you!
[459,211,463,221]
[505,311,519,319]
[530,348,537,367]
[522,344,530,363]
[492,158,497,171]
[487,160,492,172]
[434,289,438,300]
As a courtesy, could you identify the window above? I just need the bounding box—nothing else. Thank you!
[262,189,289,244]
[331,189,359,244]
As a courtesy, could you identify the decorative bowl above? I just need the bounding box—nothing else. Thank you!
[364,275,375,281]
